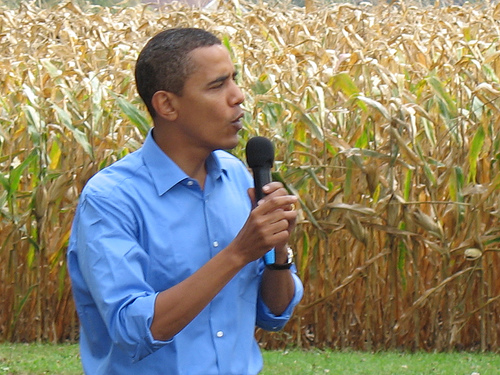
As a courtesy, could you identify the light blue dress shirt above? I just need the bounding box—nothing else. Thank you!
[67,130,303,375]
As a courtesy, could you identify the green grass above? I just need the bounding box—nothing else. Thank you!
[0,344,499,374]
[0,344,81,374]
[261,350,500,375]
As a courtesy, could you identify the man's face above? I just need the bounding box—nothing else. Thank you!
[170,44,245,153]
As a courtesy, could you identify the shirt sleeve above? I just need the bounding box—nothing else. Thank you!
[72,194,170,362]
[255,263,304,331]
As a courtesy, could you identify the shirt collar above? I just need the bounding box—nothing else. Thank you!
[141,129,227,196]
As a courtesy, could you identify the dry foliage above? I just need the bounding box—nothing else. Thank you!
[1,0,500,351]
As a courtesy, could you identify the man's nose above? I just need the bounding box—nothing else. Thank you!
[230,81,245,105]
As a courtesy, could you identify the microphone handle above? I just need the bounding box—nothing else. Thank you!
[252,167,275,264]
[252,167,272,201]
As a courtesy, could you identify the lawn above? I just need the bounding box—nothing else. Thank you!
[0,344,499,374]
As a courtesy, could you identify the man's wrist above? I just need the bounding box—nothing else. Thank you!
[265,246,293,270]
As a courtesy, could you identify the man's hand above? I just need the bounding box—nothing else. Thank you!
[230,182,298,266]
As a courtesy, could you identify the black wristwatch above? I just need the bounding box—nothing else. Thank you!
[266,247,294,270]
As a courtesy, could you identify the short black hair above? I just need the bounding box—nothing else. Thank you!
[135,28,222,118]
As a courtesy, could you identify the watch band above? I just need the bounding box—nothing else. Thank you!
[266,262,292,270]
[265,247,293,270]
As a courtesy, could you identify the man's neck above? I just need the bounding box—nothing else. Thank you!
[152,126,208,189]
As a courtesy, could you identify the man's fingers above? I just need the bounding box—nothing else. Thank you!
[261,182,285,195]
[256,194,298,211]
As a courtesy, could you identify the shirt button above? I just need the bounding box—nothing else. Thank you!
[213,241,219,247]
[216,331,224,338]
[187,180,194,186]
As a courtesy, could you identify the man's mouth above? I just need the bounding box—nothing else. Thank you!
[231,113,244,128]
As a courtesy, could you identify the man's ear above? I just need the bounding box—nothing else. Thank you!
[151,91,178,121]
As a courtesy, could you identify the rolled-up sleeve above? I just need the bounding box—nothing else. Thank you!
[255,265,303,331]
[71,195,170,362]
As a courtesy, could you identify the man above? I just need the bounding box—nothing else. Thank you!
[67,27,303,375]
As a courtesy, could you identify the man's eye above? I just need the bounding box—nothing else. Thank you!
[211,82,224,89]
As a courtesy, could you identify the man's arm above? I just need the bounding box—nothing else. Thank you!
[150,182,298,341]
[259,245,297,316]
[258,183,299,316]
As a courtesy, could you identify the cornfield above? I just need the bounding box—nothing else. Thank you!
[1,0,500,352]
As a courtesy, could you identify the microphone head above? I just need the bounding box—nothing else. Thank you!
[245,136,274,168]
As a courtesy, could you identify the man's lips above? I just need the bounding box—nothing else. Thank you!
[231,113,244,128]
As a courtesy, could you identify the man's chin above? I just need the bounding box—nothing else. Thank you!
[220,136,241,151]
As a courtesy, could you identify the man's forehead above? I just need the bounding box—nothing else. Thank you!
[187,45,234,73]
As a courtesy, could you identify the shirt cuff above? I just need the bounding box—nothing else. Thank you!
[127,292,172,362]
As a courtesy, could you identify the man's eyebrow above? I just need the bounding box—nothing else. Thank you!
[208,71,239,85]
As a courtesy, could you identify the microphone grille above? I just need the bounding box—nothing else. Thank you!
[245,136,275,168]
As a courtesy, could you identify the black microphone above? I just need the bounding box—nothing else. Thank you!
[245,136,275,202]
[245,136,276,265]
